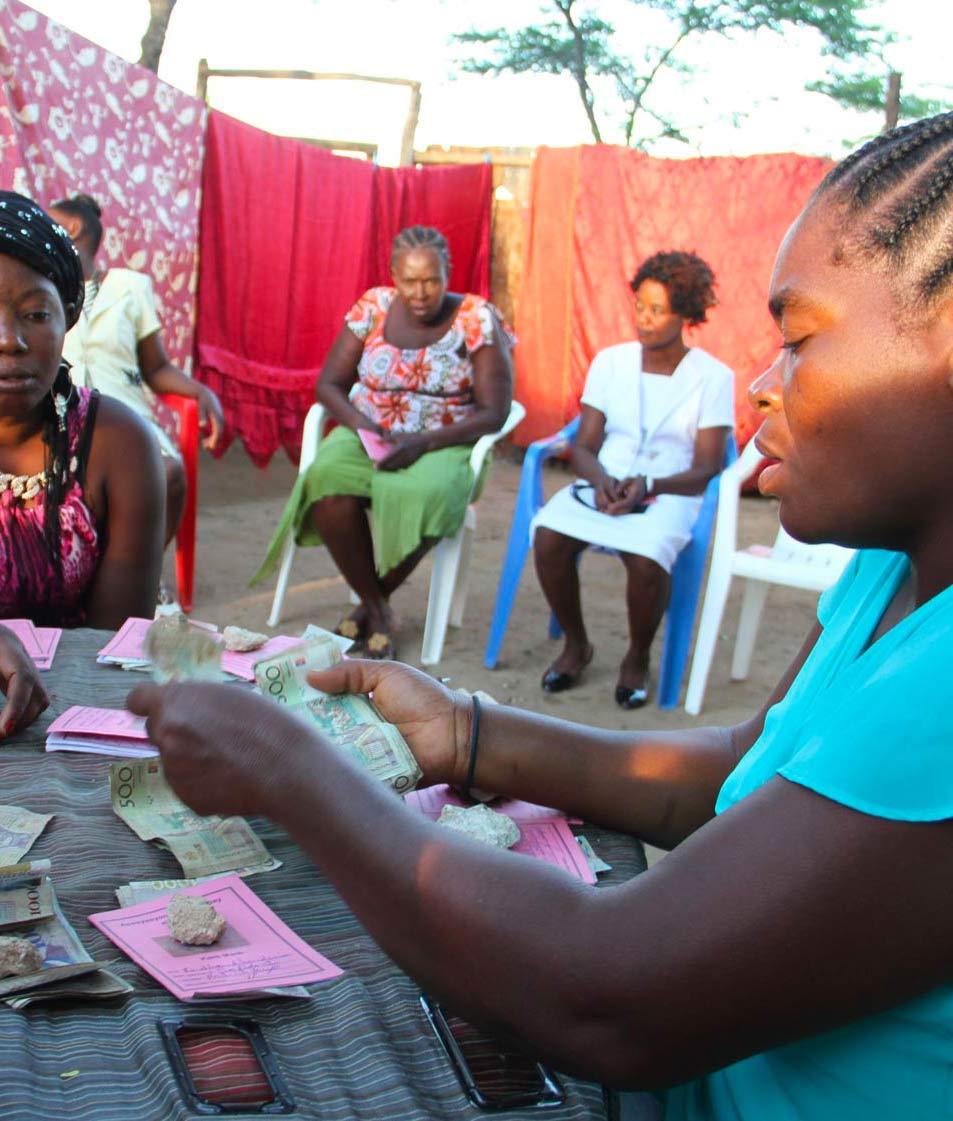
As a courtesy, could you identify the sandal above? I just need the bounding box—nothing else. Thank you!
[334,613,367,647]
[364,631,397,660]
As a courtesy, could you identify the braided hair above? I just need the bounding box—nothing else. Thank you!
[49,193,104,254]
[390,226,451,275]
[0,192,88,583]
[813,111,953,302]
[630,250,718,326]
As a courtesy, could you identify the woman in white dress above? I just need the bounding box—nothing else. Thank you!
[533,251,735,707]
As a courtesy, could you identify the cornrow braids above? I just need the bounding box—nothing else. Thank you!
[391,226,450,275]
[816,112,953,305]
[874,149,953,252]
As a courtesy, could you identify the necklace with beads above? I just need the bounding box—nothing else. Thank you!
[0,470,46,501]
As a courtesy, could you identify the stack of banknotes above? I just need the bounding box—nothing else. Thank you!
[253,630,422,794]
[0,860,131,1006]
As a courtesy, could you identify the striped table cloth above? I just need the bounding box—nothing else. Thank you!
[0,629,647,1120]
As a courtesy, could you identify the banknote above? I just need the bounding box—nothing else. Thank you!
[110,761,280,877]
[300,693,422,793]
[115,877,204,908]
[254,637,422,794]
[0,804,53,865]
[0,869,55,927]
[0,882,131,1004]
[253,633,343,707]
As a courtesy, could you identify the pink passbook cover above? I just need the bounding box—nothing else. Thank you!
[2,618,61,670]
[89,875,343,1000]
[358,428,392,462]
[405,785,596,884]
[47,705,150,740]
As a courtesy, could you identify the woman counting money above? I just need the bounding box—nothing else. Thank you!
[132,113,953,1120]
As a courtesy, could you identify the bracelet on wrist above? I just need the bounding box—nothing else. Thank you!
[460,694,482,802]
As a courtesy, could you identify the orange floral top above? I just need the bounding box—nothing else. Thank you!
[345,287,510,433]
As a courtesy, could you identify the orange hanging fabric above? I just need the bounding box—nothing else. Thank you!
[514,146,833,446]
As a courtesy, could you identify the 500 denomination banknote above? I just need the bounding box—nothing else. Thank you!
[110,761,280,877]
[253,636,422,793]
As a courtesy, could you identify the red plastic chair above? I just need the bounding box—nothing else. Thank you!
[153,393,199,614]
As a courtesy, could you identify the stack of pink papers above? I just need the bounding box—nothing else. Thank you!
[2,618,62,670]
[96,618,304,682]
[46,705,155,757]
[405,785,596,884]
[89,875,343,1001]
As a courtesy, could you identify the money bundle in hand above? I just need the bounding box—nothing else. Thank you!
[253,635,422,794]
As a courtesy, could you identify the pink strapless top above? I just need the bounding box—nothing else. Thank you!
[0,387,101,626]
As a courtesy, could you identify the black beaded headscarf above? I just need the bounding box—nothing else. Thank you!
[0,191,84,326]
[0,191,89,588]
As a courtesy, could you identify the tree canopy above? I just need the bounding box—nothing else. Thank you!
[455,0,944,149]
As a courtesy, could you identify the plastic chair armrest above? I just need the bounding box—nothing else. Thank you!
[298,403,327,475]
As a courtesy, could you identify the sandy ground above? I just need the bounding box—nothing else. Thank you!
[173,442,819,737]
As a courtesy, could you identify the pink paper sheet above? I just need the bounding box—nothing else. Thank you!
[405,785,595,884]
[358,429,392,463]
[97,618,302,682]
[1,618,61,670]
[89,875,343,1000]
[47,706,150,740]
[220,634,304,682]
[96,617,154,662]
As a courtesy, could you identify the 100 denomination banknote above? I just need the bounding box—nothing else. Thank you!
[0,868,54,927]
[254,637,422,793]
[110,761,280,877]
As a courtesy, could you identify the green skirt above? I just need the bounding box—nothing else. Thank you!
[251,426,488,584]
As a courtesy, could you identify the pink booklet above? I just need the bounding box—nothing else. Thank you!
[358,428,392,463]
[89,875,343,1000]
[405,785,595,884]
[46,705,155,757]
[2,618,61,670]
[97,618,302,683]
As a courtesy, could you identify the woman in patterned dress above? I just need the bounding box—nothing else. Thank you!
[255,226,513,658]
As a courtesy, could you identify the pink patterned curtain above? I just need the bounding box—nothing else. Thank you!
[0,0,205,368]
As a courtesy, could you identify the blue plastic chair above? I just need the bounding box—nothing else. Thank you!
[483,418,738,708]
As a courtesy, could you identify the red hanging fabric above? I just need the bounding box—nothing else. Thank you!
[194,112,376,467]
[368,163,492,297]
[514,145,834,446]
[194,111,493,467]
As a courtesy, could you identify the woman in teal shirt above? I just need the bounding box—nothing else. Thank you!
[131,113,953,1119]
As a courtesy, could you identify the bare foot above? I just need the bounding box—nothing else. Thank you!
[616,646,650,692]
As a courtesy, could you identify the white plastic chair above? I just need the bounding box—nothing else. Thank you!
[683,439,855,715]
[267,400,526,665]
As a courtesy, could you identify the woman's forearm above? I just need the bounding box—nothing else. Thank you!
[570,446,610,485]
[447,702,739,849]
[651,464,720,497]
[421,405,508,450]
[144,363,201,397]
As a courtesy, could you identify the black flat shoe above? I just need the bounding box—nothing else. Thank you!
[615,684,649,710]
[541,645,594,693]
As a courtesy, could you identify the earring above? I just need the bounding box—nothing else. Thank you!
[53,390,68,434]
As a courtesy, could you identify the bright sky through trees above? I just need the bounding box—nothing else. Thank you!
[24,0,953,164]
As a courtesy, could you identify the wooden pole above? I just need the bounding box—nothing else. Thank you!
[196,57,209,102]
[400,83,422,167]
[885,71,901,132]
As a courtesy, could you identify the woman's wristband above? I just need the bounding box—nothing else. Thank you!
[460,694,482,801]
